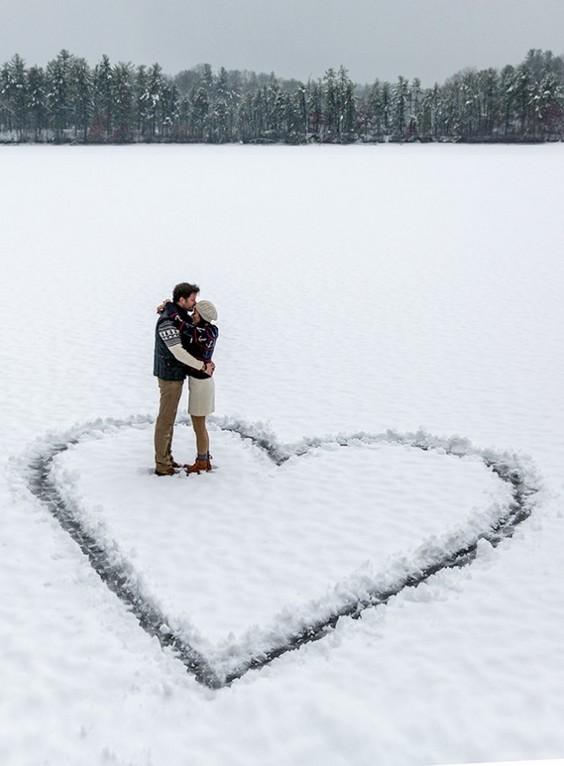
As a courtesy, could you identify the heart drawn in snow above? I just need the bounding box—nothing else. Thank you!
[23,415,540,688]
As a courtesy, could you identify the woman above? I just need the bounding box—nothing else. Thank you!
[170,299,219,474]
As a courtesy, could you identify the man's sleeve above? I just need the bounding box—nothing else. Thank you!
[158,321,203,370]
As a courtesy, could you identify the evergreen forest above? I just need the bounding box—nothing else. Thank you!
[1,48,563,144]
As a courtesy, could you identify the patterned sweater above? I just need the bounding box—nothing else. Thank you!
[153,303,204,380]
[170,310,219,379]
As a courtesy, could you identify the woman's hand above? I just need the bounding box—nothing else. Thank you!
[156,298,170,314]
[202,361,215,376]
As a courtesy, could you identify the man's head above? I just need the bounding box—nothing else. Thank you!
[173,282,200,310]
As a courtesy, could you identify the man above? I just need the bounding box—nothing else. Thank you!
[153,282,214,475]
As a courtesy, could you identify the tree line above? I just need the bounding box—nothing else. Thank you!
[1,48,563,144]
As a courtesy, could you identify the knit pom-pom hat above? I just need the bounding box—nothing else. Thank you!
[195,300,218,323]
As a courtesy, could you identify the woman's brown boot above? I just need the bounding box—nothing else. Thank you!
[184,457,212,474]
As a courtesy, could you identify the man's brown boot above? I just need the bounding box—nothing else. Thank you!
[154,466,177,476]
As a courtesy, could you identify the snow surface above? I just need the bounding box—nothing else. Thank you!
[1,143,564,765]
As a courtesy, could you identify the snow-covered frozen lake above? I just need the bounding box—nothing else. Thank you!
[1,143,564,766]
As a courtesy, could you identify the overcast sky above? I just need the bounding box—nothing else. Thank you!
[2,0,564,85]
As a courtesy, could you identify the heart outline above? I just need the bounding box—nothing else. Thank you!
[18,415,541,688]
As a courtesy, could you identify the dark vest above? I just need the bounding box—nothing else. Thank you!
[153,303,189,381]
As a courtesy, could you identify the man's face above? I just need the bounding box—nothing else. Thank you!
[178,293,197,311]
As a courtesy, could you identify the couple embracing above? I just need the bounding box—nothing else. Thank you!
[153,282,218,476]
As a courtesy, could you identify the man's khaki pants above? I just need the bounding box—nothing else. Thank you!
[154,378,184,472]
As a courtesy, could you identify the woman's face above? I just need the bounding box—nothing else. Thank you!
[192,310,201,325]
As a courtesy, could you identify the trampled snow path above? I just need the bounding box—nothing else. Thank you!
[15,415,542,688]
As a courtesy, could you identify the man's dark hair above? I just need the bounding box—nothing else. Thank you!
[173,282,200,303]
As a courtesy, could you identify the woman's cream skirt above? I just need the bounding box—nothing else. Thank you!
[188,376,215,416]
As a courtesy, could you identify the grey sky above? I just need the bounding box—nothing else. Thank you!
[2,0,564,85]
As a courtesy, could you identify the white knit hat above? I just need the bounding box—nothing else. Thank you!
[195,300,218,323]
